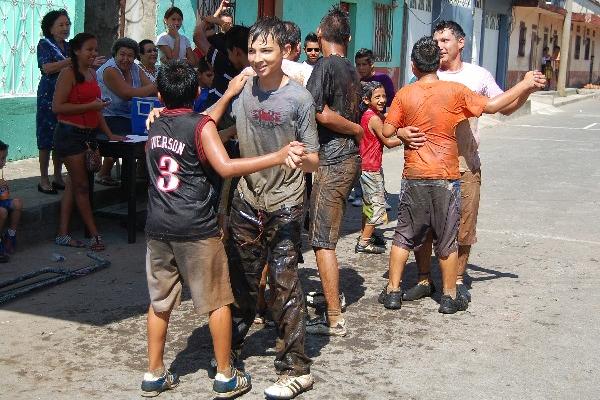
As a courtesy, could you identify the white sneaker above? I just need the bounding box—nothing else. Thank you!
[264,373,314,399]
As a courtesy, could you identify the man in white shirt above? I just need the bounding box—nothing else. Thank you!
[399,21,537,303]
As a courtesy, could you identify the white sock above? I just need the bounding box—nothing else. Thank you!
[215,368,233,382]
[7,229,15,236]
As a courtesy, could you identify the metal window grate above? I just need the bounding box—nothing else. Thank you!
[0,0,75,96]
[197,0,235,19]
[373,2,393,62]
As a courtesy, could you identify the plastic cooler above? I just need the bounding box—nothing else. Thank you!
[131,97,162,134]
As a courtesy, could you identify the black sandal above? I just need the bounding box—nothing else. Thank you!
[52,181,66,191]
[38,183,58,194]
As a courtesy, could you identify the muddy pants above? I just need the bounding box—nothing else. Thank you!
[227,194,311,376]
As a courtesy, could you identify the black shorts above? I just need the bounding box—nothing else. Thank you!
[393,179,461,258]
[53,122,98,158]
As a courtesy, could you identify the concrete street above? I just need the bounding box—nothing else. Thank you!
[1,98,599,399]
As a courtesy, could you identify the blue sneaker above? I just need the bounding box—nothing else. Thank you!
[140,369,179,397]
[213,367,252,399]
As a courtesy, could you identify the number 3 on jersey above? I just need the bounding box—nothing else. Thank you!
[157,156,180,192]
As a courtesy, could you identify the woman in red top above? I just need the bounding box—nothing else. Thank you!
[52,33,124,251]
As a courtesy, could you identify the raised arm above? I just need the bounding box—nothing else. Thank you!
[200,120,304,178]
[193,18,212,56]
[484,71,545,114]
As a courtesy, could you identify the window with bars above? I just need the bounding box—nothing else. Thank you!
[197,0,235,19]
[373,2,393,62]
[0,0,77,96]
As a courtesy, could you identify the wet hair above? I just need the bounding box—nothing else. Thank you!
[0,140,7,152]
[225,25,250,55]
[111,37,139,59]
[283,21,301,48]
[359,81,384,114]
[411,36,440,73]
[220,9,233,20]
[41,9,70,38]
[355,48,374,64]
[70,33,96,83]
[319,6,351,45]
[433,20,466,40]
[156,61,199,109]
[197,58,212,74]
[138,39,154,58]
[164,6,183,20]
[304,32,318,46]
[249,17,287,49]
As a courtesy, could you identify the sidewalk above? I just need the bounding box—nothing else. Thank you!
[4,158,144,248]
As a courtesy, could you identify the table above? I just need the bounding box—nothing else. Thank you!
[91,139,147,243]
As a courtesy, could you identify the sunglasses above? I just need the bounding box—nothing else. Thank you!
[306,48,320,53]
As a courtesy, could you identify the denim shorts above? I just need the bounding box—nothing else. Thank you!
[0,199,13,210]
[53,122,98,158]
[309,155,361,249]
[393,179,461,258]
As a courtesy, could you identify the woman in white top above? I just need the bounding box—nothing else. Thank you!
[156,6,197,66]
[138,39,158,82]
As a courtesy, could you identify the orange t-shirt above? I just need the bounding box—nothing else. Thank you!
[385,80,488,180]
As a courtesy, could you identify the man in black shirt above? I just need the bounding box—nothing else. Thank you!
[305,6,364,337]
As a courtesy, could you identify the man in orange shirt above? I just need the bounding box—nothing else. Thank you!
[380,37,545,314]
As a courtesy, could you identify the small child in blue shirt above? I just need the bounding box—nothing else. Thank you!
[0,140,23,262]
[193,58,214,112]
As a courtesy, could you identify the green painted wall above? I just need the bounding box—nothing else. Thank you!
[0,97,37,161]
[0,0,86,161]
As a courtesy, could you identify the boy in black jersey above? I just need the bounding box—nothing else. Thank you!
[209,17,319,400]
[141,60,306,398]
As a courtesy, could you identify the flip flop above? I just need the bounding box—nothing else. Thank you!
[55,235,86,248]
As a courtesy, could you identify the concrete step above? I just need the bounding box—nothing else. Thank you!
[8,174,147,250]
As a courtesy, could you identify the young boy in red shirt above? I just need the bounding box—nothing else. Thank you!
[356,82,401,254]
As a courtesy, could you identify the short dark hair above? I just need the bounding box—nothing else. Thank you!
[411,36,440,73]
[433,20,466,40]
[41,9,70,38]
[359,81,384,114]
[283,21,301,48]
[156,61,199,109]
[225,25,250,54]
[138,39,154,57]
[220,9,233,19]
[197,58,212,73]
[249,17,287,49]
[0,140,8,152]
[319,6,351,45]
[164,6,183,20]
[304,32,318,46]
[355,48,373,64]
[112,37,139,58]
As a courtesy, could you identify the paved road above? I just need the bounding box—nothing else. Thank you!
[1,99,599,399]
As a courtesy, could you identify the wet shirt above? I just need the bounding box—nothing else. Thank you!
[385,80,488,180]
[306,55,361,166]
[437,62,503,172]
[359,108,385,172]
[145,110,220,241]
[231,77,319,212]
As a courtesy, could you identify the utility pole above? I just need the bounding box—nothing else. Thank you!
[557,0,573,96]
